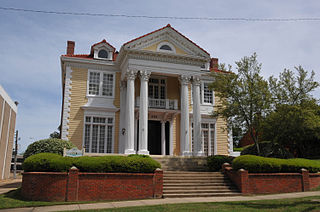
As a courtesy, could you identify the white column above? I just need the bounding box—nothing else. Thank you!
[169,120,174,156]
[192,76,204,156]
[179,75,191,156]
[119,81,127,154]
[124,70,137,154]
[161,121,166,155]
[138,70,151,155]
[134,115,138,152]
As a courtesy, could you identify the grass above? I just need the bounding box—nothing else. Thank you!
[233,147,244,152]
[69,196,320,212]
[0,188,99,209]
[2,189,320,211]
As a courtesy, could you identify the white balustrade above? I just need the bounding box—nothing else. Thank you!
[136,97,178,110]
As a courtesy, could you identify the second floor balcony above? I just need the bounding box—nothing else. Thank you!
[135,97,178,110]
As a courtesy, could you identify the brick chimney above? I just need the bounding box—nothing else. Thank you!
[210,58,218,69]
[67,41,75,55]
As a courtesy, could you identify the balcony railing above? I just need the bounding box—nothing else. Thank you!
[136,97,178,110]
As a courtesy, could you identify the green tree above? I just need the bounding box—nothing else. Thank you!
[261,100,320,157]
[210,53,272,155]
[269,66,319,106]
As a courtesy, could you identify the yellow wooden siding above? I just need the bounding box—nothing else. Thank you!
[214,95,229,155]
[114,111,120,153]
[113,72,121,108]
[68,67,88,149]
[142,40,187,55]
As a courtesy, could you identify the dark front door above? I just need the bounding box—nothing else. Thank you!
[148,120,161,155]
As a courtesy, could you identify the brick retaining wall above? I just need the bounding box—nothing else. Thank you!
[222,163,320,194]
[21,168,163,201]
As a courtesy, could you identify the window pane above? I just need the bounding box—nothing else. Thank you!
[99,126,105,153]
[91,125,98,153]
[203,130,209,156]
[85,117,91,123]
[160,86,165,99]
[154,86,159,99]
[84,124,91,152]
[160,45,172,51]
[108,118,113,124]
[102,74,113,96]
[106,126,113,153]
[211,129,215,155]
[203,83,213,104]
[98,50,108,58]
[89,72,100,95]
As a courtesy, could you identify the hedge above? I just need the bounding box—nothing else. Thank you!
[232,155,320,173]
[207,155,235,171]
[23,138,75,159]
[22,153,161,173]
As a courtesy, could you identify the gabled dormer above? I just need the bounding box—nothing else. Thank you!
[91,39,116,60]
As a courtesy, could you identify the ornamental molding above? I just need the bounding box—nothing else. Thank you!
[125,28,210,58]
[63,60,119,72]
[179,75,191,85]
[192,76,202,86]
[127,50,205,67]
[126,69,138,80]
[139,70,151,81]
[61,66,72,140]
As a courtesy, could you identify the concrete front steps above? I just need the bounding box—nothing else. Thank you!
[151,156,208,171]
[163,171,240,198]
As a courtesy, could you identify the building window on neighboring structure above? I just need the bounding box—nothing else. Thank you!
[98,49,108,59]
[84,116,113,153]
[88,71,114,97]
[191,122,215,156]
[202,82,213,104]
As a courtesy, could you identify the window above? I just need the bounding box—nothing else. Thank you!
[159,45,172,51]
[98,49,109,59]
[84,116,113,153]
[202,82,213,104]
[192,122,215,156]
[149,77,166,99]
[88,71,114,97]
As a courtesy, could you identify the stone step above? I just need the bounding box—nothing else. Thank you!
[164,176,226,180]
[163,185,237,190]
[163,192,241,198]
[163,179,229,184]
[164,182,233,187]
[163,189,237,194]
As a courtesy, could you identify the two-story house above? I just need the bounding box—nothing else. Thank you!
[60,24,232,156]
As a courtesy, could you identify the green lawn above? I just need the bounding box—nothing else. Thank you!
[1,189,320,211]
[0,188,97,209]
[72,197,320,212]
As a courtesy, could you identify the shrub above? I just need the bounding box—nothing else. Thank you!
[207,155,235,171]
[22,153,73,172]
[23,154,161,173]
[241,141,293,159]
[23,138,75,159]
[232,155,320,173]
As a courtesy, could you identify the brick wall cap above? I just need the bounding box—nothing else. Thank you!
[70,166,78,170]
[223,162,230,166]
[239,168,245,172]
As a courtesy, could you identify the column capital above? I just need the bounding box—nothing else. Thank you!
[179,75,191,85]
[192,76,201,86]
[139,70,151,81]
[126,69,137,81]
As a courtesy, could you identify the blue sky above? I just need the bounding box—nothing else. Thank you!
[1,0,319,153]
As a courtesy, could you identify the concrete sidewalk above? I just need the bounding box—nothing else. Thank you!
[0,175,22,195]
[1,191,320,212]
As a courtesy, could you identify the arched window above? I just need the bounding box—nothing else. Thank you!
[159,44,172,51]
[98,49,108,59]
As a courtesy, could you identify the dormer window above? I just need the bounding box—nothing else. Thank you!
[157,42,176,53]
[98,49,108,59]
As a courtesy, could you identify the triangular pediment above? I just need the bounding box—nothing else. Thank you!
[123,25,210,59]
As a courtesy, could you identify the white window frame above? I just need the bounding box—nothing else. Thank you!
[191,118,217,156]
[156,41,176,53]
[148,76,167,99]
[87,69,115,98]
[82,112,115,154]
[201,81,214,105]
